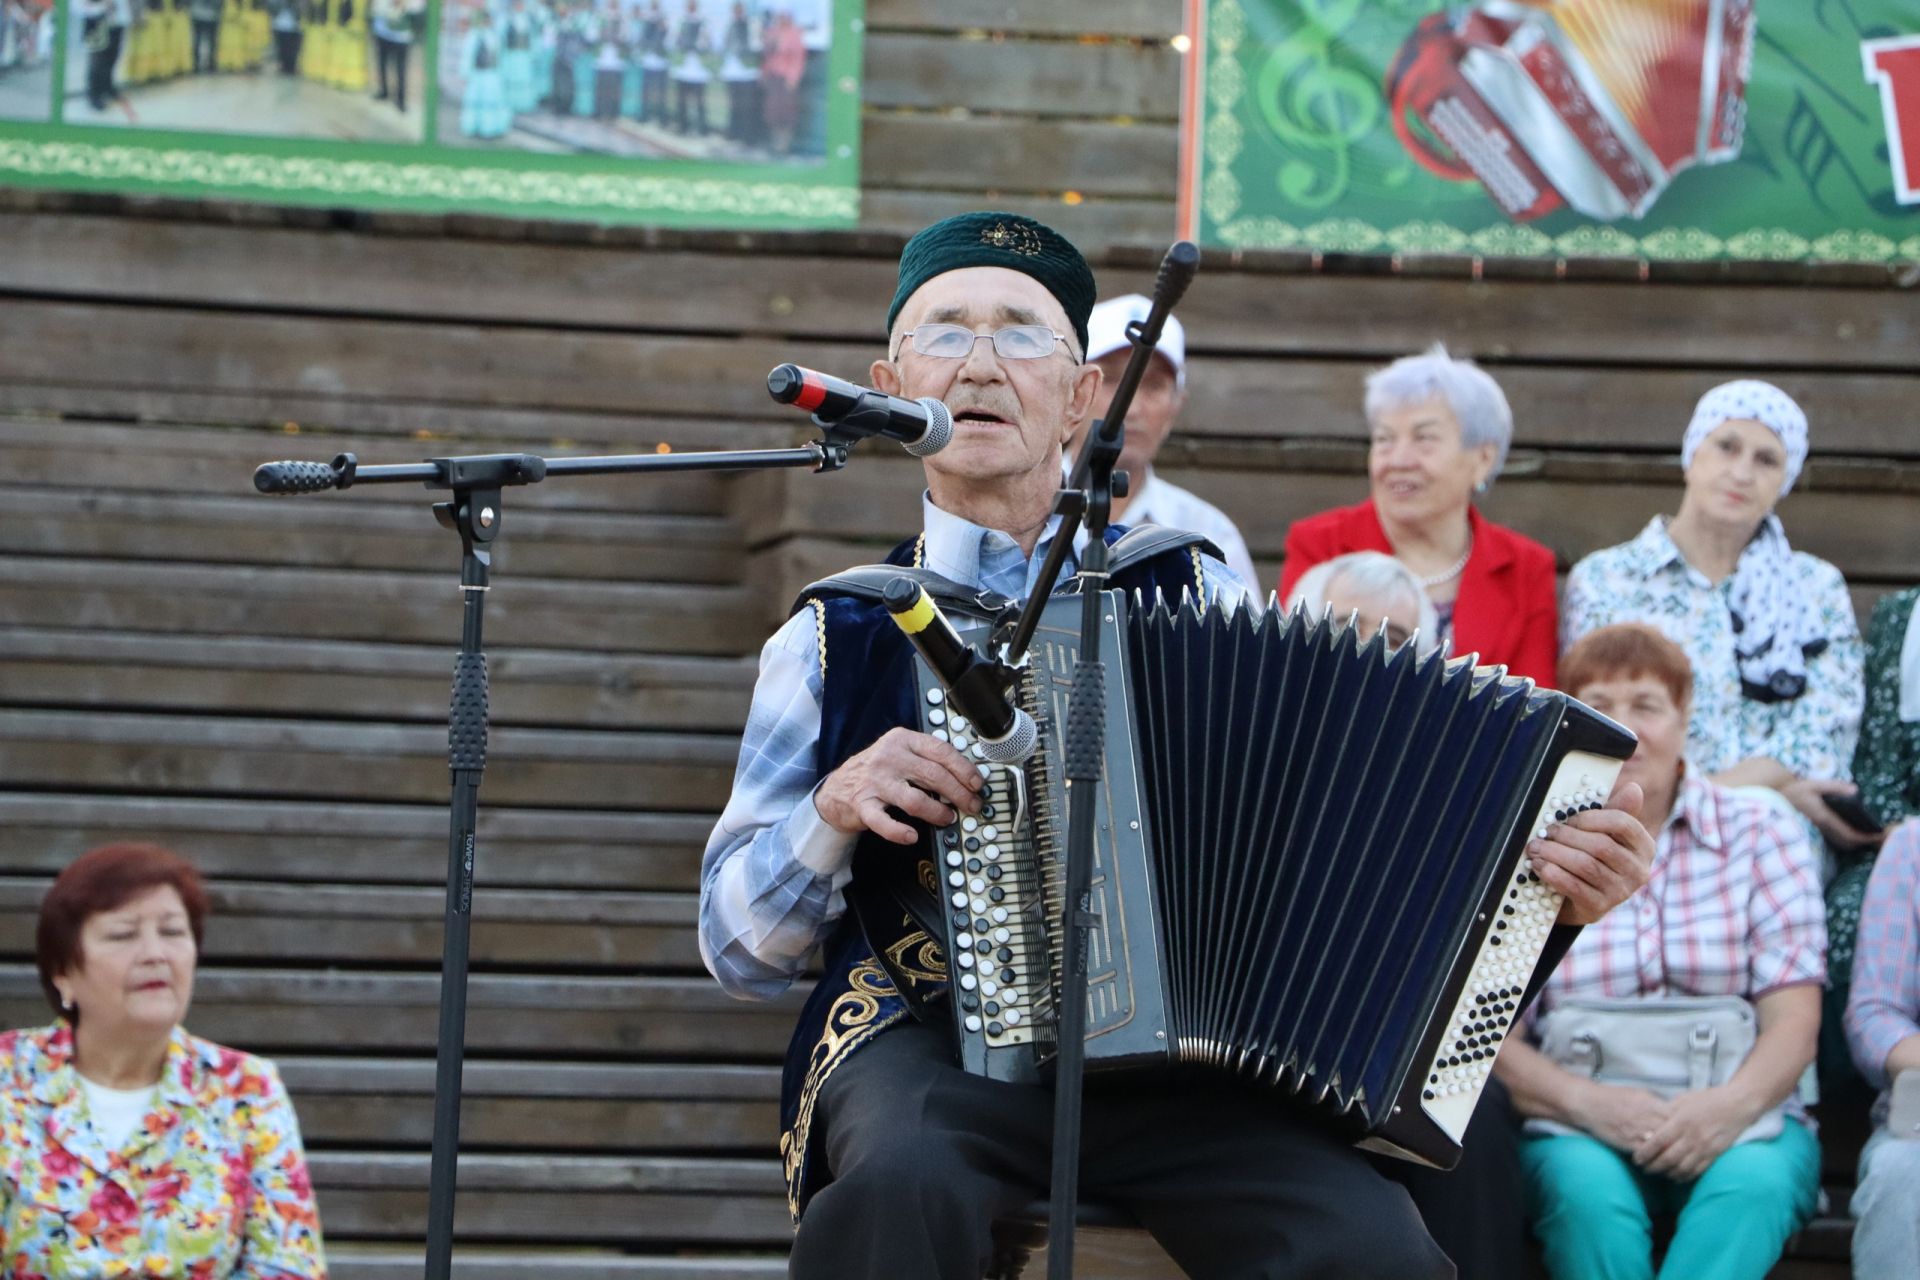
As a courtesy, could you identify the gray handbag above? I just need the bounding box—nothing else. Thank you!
[1523,994,1786,1145]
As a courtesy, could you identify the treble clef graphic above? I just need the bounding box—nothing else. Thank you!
[1252,0,1382,208]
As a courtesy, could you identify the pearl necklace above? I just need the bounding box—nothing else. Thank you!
[1417,535,1473,589]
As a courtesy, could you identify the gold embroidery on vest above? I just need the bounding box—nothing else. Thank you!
[811,599,827,682]
[885,927,948,984]
[780,958,908,1220]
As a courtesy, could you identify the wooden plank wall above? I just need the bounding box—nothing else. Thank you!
[0,3,1916,1275]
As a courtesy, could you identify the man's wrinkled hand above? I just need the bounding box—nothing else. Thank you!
[814,727,984,845]
[1532,778,1654,926]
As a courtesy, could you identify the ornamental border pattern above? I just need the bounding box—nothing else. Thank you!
[1211,214,1920,264]
[0,139,860,221]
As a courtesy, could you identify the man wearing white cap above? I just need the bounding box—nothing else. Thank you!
[1067,293,1261,590]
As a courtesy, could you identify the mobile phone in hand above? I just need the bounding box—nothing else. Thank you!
[1823,790,1885,836]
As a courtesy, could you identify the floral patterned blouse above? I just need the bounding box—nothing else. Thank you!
[1854,587,1920,828]
[1562,515,1863,780]
[0,1022,326,1279]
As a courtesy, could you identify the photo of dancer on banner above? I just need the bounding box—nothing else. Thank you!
[0,0,55,120]
[436,0,831,160]
[62,0,427,141]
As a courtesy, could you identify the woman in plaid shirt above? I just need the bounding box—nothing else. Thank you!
[1843,818,1920,1278]
[1499,625,1827,1280]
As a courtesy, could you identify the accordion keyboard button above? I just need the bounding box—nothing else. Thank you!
[960,974,976,990]
[965,1015,982,1032]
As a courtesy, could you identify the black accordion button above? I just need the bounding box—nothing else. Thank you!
[984,1002,1000,1016]
[988,1022,1005,1036]
[961,996,979,1012]
[977,940,992,955]
[987,866,1003,881]
[965,838,981,852]
[967,858,983,873]
[1000,968,1017,983]
[988,887,1005,903]
[975,917,990,933]
[997,947,1013,962]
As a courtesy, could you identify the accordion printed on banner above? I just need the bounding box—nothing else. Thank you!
[1390,0,1758,221]
[1388,0,1758,222]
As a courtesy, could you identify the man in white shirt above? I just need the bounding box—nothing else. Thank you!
[1067,293,1261,590]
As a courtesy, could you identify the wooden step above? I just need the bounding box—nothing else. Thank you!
[0,967,803,1059]
[0,628,754,731]
[0,710,737,810]
[0,794,713,890]
[0,878,705,971]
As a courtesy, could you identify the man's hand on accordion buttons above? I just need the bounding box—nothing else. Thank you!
[814,727,985,845]
[1528,778,1655,926]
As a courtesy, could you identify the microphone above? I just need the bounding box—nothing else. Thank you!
[767,364,953,457]
[884,576,1039,764]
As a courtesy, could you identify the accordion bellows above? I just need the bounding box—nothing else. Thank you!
[913,595,1635,1168]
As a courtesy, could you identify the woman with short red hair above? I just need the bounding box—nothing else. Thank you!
[1501,625,1825,1280]
[1,843,327,1278]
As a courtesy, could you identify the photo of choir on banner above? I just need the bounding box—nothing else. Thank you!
[59,0,429,140]
[435,0,831,159]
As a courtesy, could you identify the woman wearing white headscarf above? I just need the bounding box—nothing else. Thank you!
[1561,380,1869,849]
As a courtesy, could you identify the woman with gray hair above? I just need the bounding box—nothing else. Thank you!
[1284,551,1442,654]
[1561,379,1869,850]
[1279,343,1559,684]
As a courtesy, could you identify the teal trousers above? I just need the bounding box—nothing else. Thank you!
[1520,1117,1818,1280]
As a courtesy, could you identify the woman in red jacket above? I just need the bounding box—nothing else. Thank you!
[1278,343,1558,685]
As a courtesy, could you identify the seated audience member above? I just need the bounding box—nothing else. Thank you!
[1499,624,1826,1280]
[0,843,327,1277]
[1822,584,1919,1094]
[1283,550,1440,653]
[1851,585,1920,830]
[1064,293,1260,588]
[1844,818,1920,1280]
[1279,343,1558,683]
[1561,380,1867,851]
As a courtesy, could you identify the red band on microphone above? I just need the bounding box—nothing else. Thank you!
[792,374,829,413]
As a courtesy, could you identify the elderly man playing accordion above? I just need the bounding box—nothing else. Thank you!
[698,211,1657,1280]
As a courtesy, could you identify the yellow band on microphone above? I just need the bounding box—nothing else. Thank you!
[887,587,939,635]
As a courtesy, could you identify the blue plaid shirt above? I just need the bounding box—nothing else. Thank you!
[698,492,1249,1000]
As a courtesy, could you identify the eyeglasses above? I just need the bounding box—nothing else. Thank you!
[895,323,1072,361]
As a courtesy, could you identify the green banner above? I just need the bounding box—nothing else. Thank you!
[0,0,860,227]
[1183,0,1920,263]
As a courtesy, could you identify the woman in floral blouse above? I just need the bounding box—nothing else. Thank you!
[1,843,327,1278]
[1561,380,1868,852]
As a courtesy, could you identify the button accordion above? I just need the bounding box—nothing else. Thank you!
[910,593,1635,1168]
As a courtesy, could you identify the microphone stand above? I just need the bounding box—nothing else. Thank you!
[251,431,863,1280]
[1004,243,1201,1280]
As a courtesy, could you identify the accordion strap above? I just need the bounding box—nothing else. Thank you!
[789,523,1219,620]
[791,565,1017,626]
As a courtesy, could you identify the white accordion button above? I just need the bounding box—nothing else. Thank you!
[926,689,944,705]
[964,1015,981,1032]
[990,907,1009,924]
[950,891,967,908]
[992,927,1011,944]
[959,973,976,990]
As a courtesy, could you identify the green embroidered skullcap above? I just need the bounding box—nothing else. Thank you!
[886,212,1096,357]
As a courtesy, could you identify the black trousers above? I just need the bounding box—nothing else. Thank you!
[674,79,705,134]
[190,17,217,72]
[1381,1076,1544,1280]
[374,35,407,109]
[272,28,300,75]
[790,1021,1454,1280]
[84,22,124,108]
